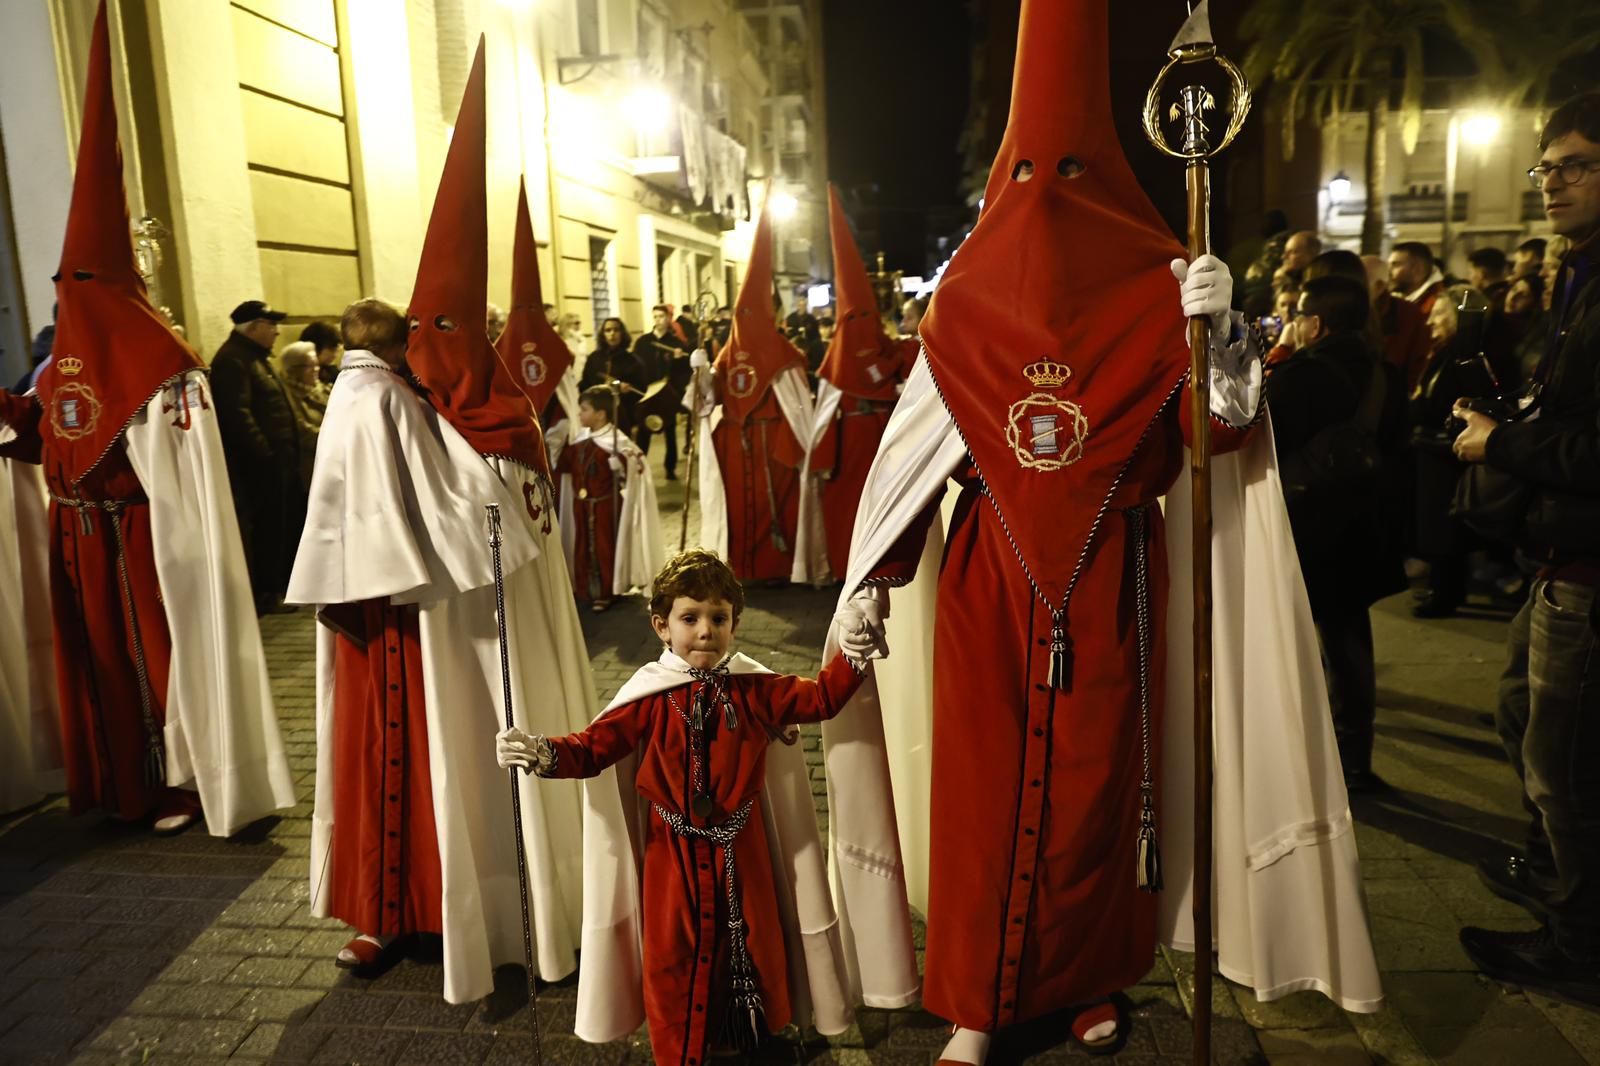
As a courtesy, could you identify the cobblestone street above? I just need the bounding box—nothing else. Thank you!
[4,464,1600,1063]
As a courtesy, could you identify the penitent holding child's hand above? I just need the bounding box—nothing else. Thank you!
[496,726,556,775]
[834,588,890,667]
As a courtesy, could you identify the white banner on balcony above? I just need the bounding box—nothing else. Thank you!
[680,105,708,206]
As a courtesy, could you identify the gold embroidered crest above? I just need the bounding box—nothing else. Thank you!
[49,381,102,441]
[1005,358,1088,472]
[519,341,547,388]
[727,353,759,400]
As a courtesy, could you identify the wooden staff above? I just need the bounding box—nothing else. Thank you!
[1141,3,1250,1061]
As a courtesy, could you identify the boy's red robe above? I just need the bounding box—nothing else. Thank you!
[542,653,862,1066]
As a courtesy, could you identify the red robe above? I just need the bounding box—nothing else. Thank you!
[711,369,805,582]
[865,395,1255,1031]
[326,601,443,938]
[555,436,621,602]
[543,655,863,1066]
[812,337,919,573]
[1,392,172,822]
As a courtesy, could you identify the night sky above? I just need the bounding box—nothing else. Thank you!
[821,0,971,274]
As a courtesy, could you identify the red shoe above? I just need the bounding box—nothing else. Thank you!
[1070,999,1125,1055]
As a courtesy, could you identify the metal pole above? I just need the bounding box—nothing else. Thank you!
[485,504,543,1065]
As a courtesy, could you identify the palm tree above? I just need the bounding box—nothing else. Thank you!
[1449,4,1600,121]
[1241,0,1493,254]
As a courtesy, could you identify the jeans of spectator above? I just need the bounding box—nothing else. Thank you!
[1315,603,1377,775]
[1497,578,1600,958]
[637,408,679,477]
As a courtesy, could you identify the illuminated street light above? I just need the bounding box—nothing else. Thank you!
[622,85,672,133]
[1462,112,1502,147]
[1327,170,1352,204]
[771,191,799,221]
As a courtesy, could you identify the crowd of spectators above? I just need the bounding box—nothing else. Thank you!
[1250,91,1600,1001]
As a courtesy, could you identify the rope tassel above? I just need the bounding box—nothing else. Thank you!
[1136,790,1163,893]
[1047,617,1072,691]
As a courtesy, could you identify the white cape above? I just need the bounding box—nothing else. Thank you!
[693,365,828,583]
[557,426,665,596]
[288,353,590,1003]
[122,371,296,836]
[574,650,856,1045]
[821,354,1383,1013]
[0,457,63,812]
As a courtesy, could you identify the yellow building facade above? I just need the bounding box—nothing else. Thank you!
[0,0,829,377]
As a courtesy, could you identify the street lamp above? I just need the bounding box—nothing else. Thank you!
[770,190,799,221]
[622,85,672,133]
[1462,112,1502,147]
[1327,170,1352,204]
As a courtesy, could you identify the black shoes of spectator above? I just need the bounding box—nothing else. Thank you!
[1411,594,1459,619]
[1460,926,1600,1004]
[1477,854,1556,916]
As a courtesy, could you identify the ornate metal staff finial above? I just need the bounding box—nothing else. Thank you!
[1142,0,1250,162]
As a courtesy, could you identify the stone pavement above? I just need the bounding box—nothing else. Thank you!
[3,457,1600,1062]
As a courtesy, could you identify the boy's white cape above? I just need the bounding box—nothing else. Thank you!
[819,353,1384,1014]
[574,649,856,1044]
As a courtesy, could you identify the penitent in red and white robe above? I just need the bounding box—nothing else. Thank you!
[289,351,593,1004]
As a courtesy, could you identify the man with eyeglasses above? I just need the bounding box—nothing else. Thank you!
[1452,92,1600,1001]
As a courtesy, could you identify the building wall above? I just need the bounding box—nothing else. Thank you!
[1316,108,1550,277]
[0,0,821,366]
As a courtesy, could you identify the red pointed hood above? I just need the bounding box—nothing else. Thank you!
[818,184,901,401]
[36,0,200,485]
[716,195,803,423]
[406,40,545,472]
[494,179,571,438]
[916,0,1192,608]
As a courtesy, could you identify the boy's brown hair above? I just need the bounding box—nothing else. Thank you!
[648,550,744,623]
[341,298,407,352]
[579,385,616,421]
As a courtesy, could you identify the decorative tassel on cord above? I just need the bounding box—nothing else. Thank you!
[1136,788,1163,892]
[145,739,167,787]
[720,973,767,1054]
[1047,616,1073,691]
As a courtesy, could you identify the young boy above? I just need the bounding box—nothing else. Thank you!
[496,550,882,1065]
[555,385,664,610]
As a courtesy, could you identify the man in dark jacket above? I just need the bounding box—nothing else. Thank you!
[210,299,300,613]
[1268,275,1407,792]
[1452,92,1600,1000]
[632,305,690,475]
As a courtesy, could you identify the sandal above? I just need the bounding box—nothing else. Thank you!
[591,599,613,613]
[334,934,394,970]
[152,791,203,836]
[1070,999,1125,1055]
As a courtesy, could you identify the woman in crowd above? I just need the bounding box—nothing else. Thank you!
[579,317,647,438]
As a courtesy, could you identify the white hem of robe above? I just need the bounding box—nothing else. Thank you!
[0,459,63,812]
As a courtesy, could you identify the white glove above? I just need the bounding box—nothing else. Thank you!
[607,455,624,473]
[689,348,710,369]
[834,588,890,665]
[1170,254,1233,334]
[496,726,555,775]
